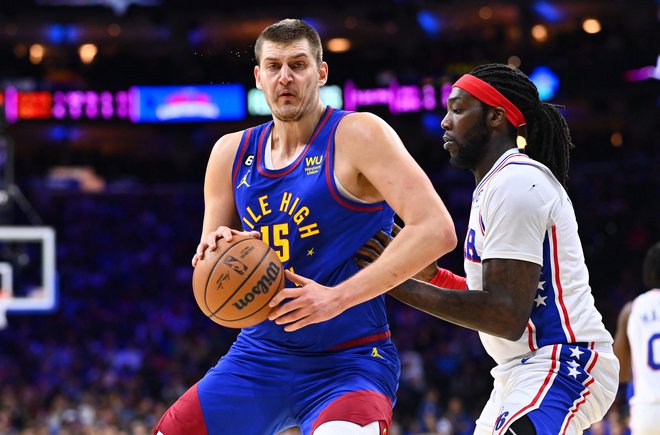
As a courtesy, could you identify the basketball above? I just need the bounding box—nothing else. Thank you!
[192,235,285,328]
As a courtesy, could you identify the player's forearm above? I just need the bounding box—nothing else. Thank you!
[336,220,456,308]
[388,279,526,340]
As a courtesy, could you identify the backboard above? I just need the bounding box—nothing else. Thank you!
[0,226,57,312]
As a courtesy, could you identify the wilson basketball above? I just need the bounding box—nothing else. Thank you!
[192,235,284,328]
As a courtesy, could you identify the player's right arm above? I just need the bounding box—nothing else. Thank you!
[613,301,633,383]
[356,225,466,290]
[192,131,259,267]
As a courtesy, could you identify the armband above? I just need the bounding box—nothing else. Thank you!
[429,268,467,290]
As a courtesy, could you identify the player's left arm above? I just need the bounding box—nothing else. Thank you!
[613,301,633,383]
[333,112,458,299]
[269,112,457,331]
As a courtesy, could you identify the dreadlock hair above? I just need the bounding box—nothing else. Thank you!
[469,64,574,188]
[642,242,660,289]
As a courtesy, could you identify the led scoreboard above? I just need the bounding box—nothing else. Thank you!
[2,79,450,124]
[52,90,131,120]
[3,87,132,123]
[2,85,245,123]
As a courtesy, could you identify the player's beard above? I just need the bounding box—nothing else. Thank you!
[449,115,490,170]
[269,88,319,123]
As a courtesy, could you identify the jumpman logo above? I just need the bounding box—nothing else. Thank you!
[237,170,251,189]
[371,347,384,359]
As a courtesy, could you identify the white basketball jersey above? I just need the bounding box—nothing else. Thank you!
[464,149,613,364]
[627,289,660,405]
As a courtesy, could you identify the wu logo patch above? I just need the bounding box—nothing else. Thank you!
[304,155,323,175]
[305,155,323,166]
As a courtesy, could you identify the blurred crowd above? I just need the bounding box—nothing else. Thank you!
[0,0,656,432]
[0,142,656,435]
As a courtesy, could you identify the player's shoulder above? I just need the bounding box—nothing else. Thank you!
[336,111,391,138]
[484,156,560,213]
[213,130,245,149]
[495,155,556,190]
[210,130,247,157]
[500,154,544,174]
[489,158,538,188]
[633,289,660,305]
[335,111,401,159]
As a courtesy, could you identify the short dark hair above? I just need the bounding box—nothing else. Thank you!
[254,19,323,66]
[642,242,660,289]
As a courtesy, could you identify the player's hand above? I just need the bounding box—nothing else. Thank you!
[355,226,396,268]
[267,270,347,332]
[355,223,439,282]
[192,226,260,267]
[414,260,440,282]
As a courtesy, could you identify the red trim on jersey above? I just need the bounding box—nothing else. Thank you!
[232,128,253,188]
[526,321,537,351]
[311,390,392,434]
[473,152,527,204]
[559,344,598,433]
[323,114,385,212]
[478,209,485,235]
[152,383,207,435]
[328,330,391,351]
[255,123,273,176]
[497,344,559,435]
[551,225,576,342]
[586,348,599,372]
[560,377,595,435]
[256,107,334,178]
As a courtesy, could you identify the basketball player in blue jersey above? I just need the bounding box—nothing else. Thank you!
[614,241,660,434]
[359,64,619,434]
[153,19,457,435]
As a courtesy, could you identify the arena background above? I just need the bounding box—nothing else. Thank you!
[0,0,658,433]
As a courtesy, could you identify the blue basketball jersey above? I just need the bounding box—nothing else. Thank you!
[231,106,394,352]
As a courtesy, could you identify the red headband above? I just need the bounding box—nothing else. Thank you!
[453,74,527,128]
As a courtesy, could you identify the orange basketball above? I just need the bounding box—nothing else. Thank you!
[192,235,284,328]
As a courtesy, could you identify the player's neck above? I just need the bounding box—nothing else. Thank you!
[472,140,517,184]
[270,102,325,152]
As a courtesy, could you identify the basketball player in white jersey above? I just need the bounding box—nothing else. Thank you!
[614,241,660,434]
[360,64,619,434]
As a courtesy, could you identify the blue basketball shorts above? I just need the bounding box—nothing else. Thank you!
[154,338,400,435]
